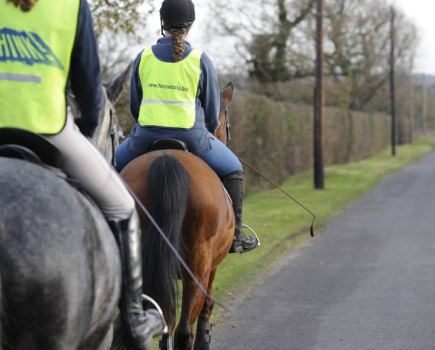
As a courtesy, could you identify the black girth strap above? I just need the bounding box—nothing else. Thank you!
[0,128,62,168]
[0,144,45,166]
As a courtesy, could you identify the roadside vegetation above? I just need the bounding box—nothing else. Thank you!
[92,0,435,336]
[211,138,435,321]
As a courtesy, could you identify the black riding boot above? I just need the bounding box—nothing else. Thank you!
[222,171,259,254]
[109,212,166,350]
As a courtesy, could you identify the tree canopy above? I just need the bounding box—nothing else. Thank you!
[89,0,157,36]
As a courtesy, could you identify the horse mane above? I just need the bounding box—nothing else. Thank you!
[68,63,132,163]
[105,62,133,104]
[67,88,123,164]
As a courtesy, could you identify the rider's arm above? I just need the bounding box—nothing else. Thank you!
[199,53,220,134]
[130,52,143,121]
[70,0,102,137]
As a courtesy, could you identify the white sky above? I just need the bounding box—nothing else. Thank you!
[193,1,435,75]
[392,0,435,74]
[142,1,435,75]
[140,3,235,70]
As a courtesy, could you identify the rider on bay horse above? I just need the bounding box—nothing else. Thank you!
[115,0,259,254]
[0,0,165,348]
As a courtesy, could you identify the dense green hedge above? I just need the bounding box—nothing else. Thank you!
[229,91,391,188]
[116,89,393,189]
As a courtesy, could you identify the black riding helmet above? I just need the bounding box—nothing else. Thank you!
[160,0,195,29]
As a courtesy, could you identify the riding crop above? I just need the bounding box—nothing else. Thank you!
[239,158,316,237]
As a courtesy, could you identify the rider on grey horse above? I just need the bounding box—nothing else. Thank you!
[0,0,165,348]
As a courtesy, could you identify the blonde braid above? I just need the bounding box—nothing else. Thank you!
[7,0,38,11]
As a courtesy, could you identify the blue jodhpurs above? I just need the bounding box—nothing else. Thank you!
[115,124,242,178]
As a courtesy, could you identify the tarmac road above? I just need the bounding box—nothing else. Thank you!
[213,151,435,350]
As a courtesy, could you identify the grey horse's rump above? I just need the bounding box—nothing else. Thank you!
[0,158,121,350]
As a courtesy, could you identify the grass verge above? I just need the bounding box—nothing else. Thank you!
[211,138,435,322]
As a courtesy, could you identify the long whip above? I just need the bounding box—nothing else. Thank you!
[239,158,316,237]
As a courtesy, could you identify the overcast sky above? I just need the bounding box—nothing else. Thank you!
[392,0,435,74]
[144,1,435,75]
[196,1,435,75]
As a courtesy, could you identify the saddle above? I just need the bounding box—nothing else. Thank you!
[149,137,234,205]
[0,128,62,168]
[0,128,81,189]
[149,138,188,152]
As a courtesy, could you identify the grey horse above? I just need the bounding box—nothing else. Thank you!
[0,67,132,350]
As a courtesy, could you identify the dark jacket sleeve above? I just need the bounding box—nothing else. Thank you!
[199,53,220,134]
[129,52,143,121]
[69,0,102,137]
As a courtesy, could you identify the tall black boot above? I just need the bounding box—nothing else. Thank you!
[109,212,166,350]
[222,171,259,254]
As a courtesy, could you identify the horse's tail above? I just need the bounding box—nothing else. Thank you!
[142,154,189,318]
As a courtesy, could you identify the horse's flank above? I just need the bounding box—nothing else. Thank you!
[0,158,121,349]
[121,150,234,328]
[115,82,235,349]
[123,149,234,257]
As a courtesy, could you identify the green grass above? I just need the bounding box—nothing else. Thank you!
[146,138,433,348]
[211,138,435,322]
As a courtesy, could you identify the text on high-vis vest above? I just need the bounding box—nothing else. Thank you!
[0,28,63,69]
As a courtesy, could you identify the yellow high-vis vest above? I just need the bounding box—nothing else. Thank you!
[138,48,202,129]
[0,0,80,135]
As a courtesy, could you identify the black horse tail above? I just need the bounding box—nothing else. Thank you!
[142,154,189,318]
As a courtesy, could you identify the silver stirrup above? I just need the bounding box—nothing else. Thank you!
[142,294,169,334]
[242,224,261,247]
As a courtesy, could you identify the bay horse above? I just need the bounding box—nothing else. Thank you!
[119,83,235,350]
[0,81,128,350]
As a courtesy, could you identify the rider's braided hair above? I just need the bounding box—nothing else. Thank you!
[163,24,191,62]
[8,0,38,11]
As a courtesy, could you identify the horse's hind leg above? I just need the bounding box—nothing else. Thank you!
[193,269,216,350]
[175,273,210,350]
[159,334,174,350]
[95,325,113,350]
[78,322,113,350]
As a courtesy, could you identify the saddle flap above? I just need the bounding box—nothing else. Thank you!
[0,128,62,168]
[150,139,188,152]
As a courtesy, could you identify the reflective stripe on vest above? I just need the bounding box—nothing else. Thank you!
[0,0,80,135]
[138,48,202,129]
